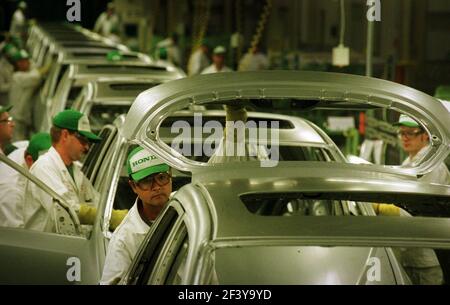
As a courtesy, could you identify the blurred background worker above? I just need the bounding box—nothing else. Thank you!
[9,49,49,141]
[22,110,126,233]
[201,45,233,74]
[94,2,121,40]
[187,41,210,76]
[0,132,51,228]
[394,114,450,185]
[0,44,15,106]
[156,33,182,67]
[0,105,15,155]
[9,1,28,38]
[101,147,172,285]
[238,46,269,71]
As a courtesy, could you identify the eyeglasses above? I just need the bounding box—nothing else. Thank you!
[396,130,424,139]
[135,172,172,191]
[72,132,90,146]
[0,117,14,124]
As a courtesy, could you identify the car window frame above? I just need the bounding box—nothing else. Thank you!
[82,125,117,183]
[125,206,180,285]
[148,218,188,285]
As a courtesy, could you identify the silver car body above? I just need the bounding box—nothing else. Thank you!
[117,71,450,284]
[124,71,450,177]
[39,62,185,132]
[121,162,450,284]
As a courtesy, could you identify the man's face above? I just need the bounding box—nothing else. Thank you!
[15,59,30,72]
[213,54,225,66]
[131,172,172,209]
[398,126,429,155]
[0,112,15,145]
[66,131,91,162]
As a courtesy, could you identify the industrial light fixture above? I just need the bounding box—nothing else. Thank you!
[332,0,350,67]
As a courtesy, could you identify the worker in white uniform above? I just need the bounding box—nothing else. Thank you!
[201,46,233,75]
[395,114,450,185]
[0,133,51,228]
[384,114,448,285]
[156,34,182,67]
[9,49,49,141]
[0,105,15,156]
[100,147,172,285]
[23,109,118,232]
[0,44,16,106]
[9,1,28,38]
[187,43,210,76]
[94,2,121,38]
[238,46,269,71]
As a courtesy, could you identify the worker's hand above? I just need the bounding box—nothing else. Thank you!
[372,203,401,216]
[38,63,51,76]
[110,209,128,231]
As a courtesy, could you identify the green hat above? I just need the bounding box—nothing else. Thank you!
[52,109,102,142]
[127,147,169,181]
[393,114,420,128]
[434,85,450,101]
[2,43,15,54]
[11,49,29,62]
[2,44,18,58]
[26,133,51,161]
[106,50,123,62]
[0,105,12,115]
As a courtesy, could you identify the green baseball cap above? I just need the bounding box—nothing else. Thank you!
[52,109,102,142]
[127,147,169,181]
[26,132,51,161]
[434,85,450,101]
[106,50,123,62]
[0,105,12,115]
[393,114,420,128]
[11,49,29,62]
[1,43,15,54]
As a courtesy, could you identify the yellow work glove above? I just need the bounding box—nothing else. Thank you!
[78,204,97,225]
[38,63,51,76]
[110,209,129,231]
[372,203,401,216]
[78,204,128,231]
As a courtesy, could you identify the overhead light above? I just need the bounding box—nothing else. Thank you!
[332,44,350,67]
[332,0,350,67]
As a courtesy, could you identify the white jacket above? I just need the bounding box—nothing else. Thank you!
[94,12,120,37]
[23,147,98,232]
[201,64,233,75]
[239,52,269,71]
[9,9,26,36]
[9,69,42,141]
[0,148,27,227]
[188,49,210,76]
[100,199,151,285]
[402,146,450,185]
[0,57,14,105]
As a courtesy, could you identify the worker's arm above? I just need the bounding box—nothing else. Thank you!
[372,203,401,216]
